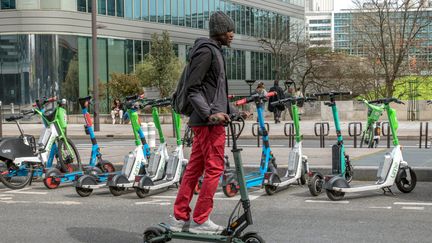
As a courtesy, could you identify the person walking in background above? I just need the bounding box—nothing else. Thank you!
[110,99,123,124]
[255,81,267,96]
[268,80,285,123]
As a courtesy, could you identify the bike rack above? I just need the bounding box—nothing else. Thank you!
[381,121,391,148]
[419,122,429,149]
[226,122,241,147]
[252,122,270,147]
[284,122,295,148]
[314,122,330,148]
[348,122,362,148]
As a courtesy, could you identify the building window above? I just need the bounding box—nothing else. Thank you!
[125,0,133,19]
[150,0,157,22]
[117,0,124,17]
[77,0,87,12]
[191,0,197,28]
[171,0,178,25]
[185,0,191,27]
[107,0,115,15]
[165,0,171,24]
[178,0,185,26]
[98,0,107,15]
[134,0,141,20]
[157,0,164,23]
[142,0,149,20]
[1,0,15,9]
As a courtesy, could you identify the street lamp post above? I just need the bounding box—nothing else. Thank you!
[245,80,256,95]
[92,0,100,131]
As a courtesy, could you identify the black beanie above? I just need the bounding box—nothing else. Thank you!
[209,11,235,37]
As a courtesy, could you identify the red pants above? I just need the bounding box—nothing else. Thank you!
[174,125,226,224]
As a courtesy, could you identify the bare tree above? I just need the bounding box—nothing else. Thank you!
[352,0,432,97]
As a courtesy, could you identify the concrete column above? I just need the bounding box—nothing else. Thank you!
[245,51,251,80]
[178,44,187,62]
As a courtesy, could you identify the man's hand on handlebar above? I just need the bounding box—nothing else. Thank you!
[209,112,230,125]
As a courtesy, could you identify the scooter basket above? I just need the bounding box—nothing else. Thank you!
[37,128,52,149]
[24,135,37,154]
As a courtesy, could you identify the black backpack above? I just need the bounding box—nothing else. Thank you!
[172,44,220,116]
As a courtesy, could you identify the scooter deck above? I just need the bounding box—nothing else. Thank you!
[271,175,297,187]
[245,172,264,188]
[333,183,388,193]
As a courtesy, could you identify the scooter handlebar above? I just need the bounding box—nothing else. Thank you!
[313,91,352,97]
[270,96,316,106]
[369,98,404,105]
[32,96,57,107]
[78,96,92,108]
[234,91,276,106]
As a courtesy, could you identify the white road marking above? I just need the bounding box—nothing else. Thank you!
[5,190,47,195]
[0,197,13,200]
[401,206,424,210]
[305,200,349,204]
[135,200,171,206]
[369,206,392,209]
[394,202,432,206]
[0,200,81,205]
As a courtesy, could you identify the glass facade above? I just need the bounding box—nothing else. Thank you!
[77,0,293,39]
[0,0,15,9]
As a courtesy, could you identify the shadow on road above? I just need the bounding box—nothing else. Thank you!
[67,227,141,243]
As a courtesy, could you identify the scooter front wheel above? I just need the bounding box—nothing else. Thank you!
[223,182,239,197]
[242,232,265,243]
[43,168,62,189]
[326,189,345,201]
[143,226,166,243]
[308,173,323,196]
[395,167,417,193]
[0,162,34,190]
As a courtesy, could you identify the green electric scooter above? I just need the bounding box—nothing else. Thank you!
[143,115,265,243]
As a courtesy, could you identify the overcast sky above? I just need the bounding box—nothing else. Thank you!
[334,0,356,10]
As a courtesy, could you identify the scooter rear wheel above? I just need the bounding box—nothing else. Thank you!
[0,162,34,190]
[223,182,239,197]
[264,185,278,195]
[395,167,417,193]
[326,189,345,201]
[308,173,323,196]
[136,188,150,198]
[43,168,62,189]
[143,226,166,243]
[242,232,265,243]
[109,186,125,196]
[76,187,93,197]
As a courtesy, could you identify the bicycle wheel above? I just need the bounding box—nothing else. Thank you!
[0,161,34,190]
[57,138,82,173]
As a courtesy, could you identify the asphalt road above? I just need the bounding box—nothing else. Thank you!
[1,181,432,243]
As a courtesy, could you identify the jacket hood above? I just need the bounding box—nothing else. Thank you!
[188,38,221,61]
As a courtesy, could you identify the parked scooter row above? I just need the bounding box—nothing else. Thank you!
[0,93,419,201]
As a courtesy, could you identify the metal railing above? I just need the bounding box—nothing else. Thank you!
[252,122,270,147]
[348,122,362,148]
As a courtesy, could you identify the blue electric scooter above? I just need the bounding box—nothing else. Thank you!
[221,91,278,197]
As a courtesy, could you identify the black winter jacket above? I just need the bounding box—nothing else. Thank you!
[187,38,233,126]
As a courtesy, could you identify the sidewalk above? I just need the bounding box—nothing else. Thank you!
[0,120,426,140]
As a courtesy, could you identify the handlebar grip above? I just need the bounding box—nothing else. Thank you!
[47,97,57,102]
[22,110,35,115]
[78,96,92,102]
[235,98,247,106]
[228,94,235,99]
[305,97,318,102]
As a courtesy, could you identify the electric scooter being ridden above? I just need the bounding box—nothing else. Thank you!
[360,99,384,148]
[324,98,417,201]
[75,95,151,197]
[307,91,354,196]
[221,91,277,197]
[262,96,317,195]
[143,115,265,243]
[134,100,188,197]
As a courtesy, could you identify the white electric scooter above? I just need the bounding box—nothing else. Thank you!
[324,98,417,201]
[263,96,316,195]
[134,110,187,197]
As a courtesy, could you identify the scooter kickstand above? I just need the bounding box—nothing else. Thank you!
[382,187,394,195]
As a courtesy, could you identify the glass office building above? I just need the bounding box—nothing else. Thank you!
[333,10,432,66]
[0,0,304,110]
